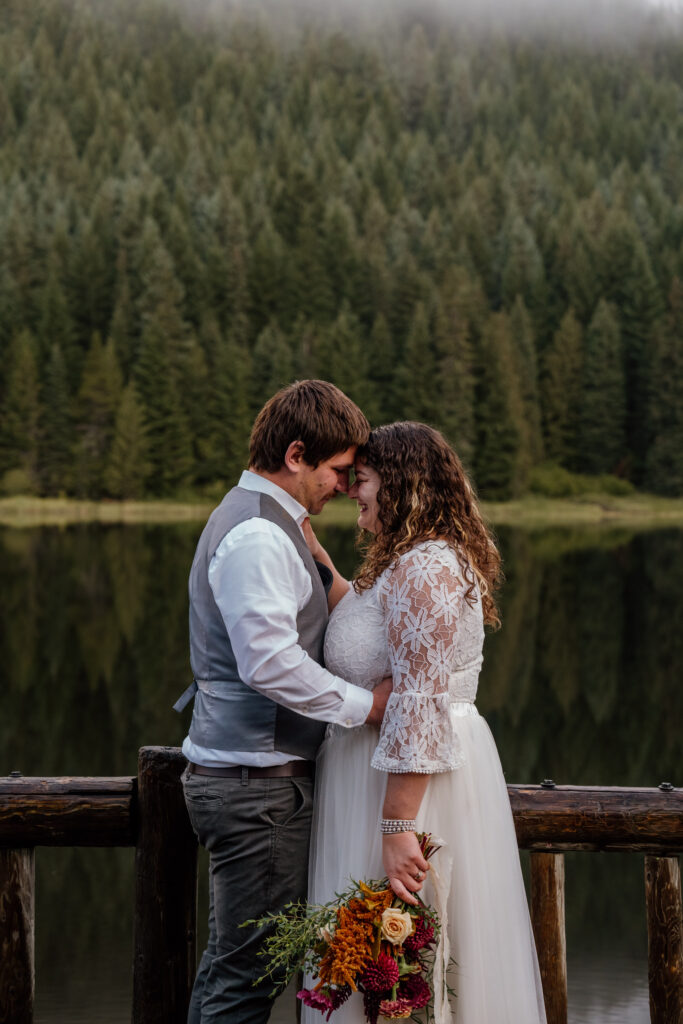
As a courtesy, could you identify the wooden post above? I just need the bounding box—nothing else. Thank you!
[0,848,35,1024]
[530,852,568,1024]
[133,747,197,1024]
[645,855,683,1024]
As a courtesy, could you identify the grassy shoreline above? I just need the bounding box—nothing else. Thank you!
[2,492,683,529]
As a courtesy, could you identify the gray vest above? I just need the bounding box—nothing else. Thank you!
[176,486,331,760]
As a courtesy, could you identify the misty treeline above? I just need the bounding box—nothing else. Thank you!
[1,0,683,501]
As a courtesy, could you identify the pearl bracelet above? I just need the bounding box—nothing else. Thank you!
[380,818,417,834]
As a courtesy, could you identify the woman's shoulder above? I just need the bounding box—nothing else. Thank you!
[378,539,465,590]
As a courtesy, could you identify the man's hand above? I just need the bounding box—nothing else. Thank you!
[383,832,430,906]
[365,676,392,728]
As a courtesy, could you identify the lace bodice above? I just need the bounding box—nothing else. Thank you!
[324,540,484,773]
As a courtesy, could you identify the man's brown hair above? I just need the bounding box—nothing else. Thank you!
[249,380,370,472]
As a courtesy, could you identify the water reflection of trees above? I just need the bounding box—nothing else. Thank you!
[4,522,678,1018]
[2,523,681,783]
[1,523,199,777]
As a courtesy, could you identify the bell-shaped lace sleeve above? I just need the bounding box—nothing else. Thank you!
[371,544,467,774]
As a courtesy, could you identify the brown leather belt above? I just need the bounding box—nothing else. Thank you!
[187,760,314,779]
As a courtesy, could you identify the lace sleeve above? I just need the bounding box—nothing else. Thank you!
[371,544,467,774]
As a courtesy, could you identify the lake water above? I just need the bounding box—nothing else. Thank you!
[3,519,682,1023]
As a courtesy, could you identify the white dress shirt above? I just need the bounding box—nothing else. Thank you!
[182,471,373,767]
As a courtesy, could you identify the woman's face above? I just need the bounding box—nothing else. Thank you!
[348,458,382,533]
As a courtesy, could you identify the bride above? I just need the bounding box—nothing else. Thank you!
[302,422,547,1024]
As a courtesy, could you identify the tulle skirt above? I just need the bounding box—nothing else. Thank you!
[303,705,547,1024]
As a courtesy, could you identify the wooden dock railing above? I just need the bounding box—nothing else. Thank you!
[1,747,681,1024]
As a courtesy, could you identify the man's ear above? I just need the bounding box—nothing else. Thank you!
[284,440,306,473]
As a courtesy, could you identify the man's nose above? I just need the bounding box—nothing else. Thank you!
[336,472,350,493]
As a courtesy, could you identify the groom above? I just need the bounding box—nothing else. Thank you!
[176,380,391,1024]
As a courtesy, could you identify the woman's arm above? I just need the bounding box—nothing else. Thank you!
[302,517,350,612]
[373,545,466,901]
[382,772,431,905]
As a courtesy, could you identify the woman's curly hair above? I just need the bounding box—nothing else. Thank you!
[353,422,502,628]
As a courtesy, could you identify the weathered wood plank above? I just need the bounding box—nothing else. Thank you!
[0,848,35,1024]
[530,852,568,1024]
[511,785,683,854]
[0,778,135,847]
[0,775,680,852]
[645,855,683,1024]
[133,746,197,1024]
[0,777,133,795]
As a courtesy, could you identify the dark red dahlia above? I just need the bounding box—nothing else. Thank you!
[399,973,431,1009]
[404,916,435,957]
[361,952,400,992]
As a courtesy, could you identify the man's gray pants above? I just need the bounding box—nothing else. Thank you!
[183,768,313,1024]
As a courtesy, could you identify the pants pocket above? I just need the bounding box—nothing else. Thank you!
[262,777,313,829]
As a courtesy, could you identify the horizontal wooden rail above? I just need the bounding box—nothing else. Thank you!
[2,774,681,853]
[0,776,135,846]
[0,751,681,1024]
[510,784,683,854]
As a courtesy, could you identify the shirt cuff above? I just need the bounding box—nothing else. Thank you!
[334,682,373,728]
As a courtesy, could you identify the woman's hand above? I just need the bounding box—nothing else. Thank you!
[383,832,430,906]
[302,517,323,560]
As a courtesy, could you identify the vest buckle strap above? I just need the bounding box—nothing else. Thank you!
[173,679,198,713]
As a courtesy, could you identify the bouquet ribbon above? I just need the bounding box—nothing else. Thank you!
[427,847,453,1024]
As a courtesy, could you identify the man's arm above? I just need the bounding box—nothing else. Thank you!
[209,521,379,727]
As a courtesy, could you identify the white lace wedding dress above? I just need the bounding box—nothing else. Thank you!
[303,540,546,1024]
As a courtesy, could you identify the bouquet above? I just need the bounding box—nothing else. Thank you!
[248,833,447,1023]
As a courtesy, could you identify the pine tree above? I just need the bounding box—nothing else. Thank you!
[251,322,295,413]
[208,334,253,487]
[500,214,545,314]
[73,335,123,498]
[0,329,40,492]
[39,343,72,495]
[104,382,150,499]
[137,223,191,383]
[365,313,396,424]
[510,296,543,472]
[541,308,583,468]
[134,322,193,496]
[474,312,525,499]
[37,254,76,379]
[313,304,370,412]
[392,302,437,423]
[577,300,626,475]
[643,279,683,495]
[434,288,476,470]
[599,211,663,475]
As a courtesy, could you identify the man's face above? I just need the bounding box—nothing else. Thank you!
[296,446,357,514]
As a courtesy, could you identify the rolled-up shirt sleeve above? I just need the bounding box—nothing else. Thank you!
[208,521,372,727]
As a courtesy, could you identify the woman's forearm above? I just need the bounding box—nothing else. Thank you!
[381,773,432,904]
[383,772,431,820]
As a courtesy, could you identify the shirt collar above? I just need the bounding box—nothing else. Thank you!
[238,470,308,528]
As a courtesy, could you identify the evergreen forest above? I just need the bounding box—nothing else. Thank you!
[2,0,683,500]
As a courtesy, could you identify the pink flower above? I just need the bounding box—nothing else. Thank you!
[296,986,351,1020]
[297,988,335,1020]
[378,996,414,1018]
